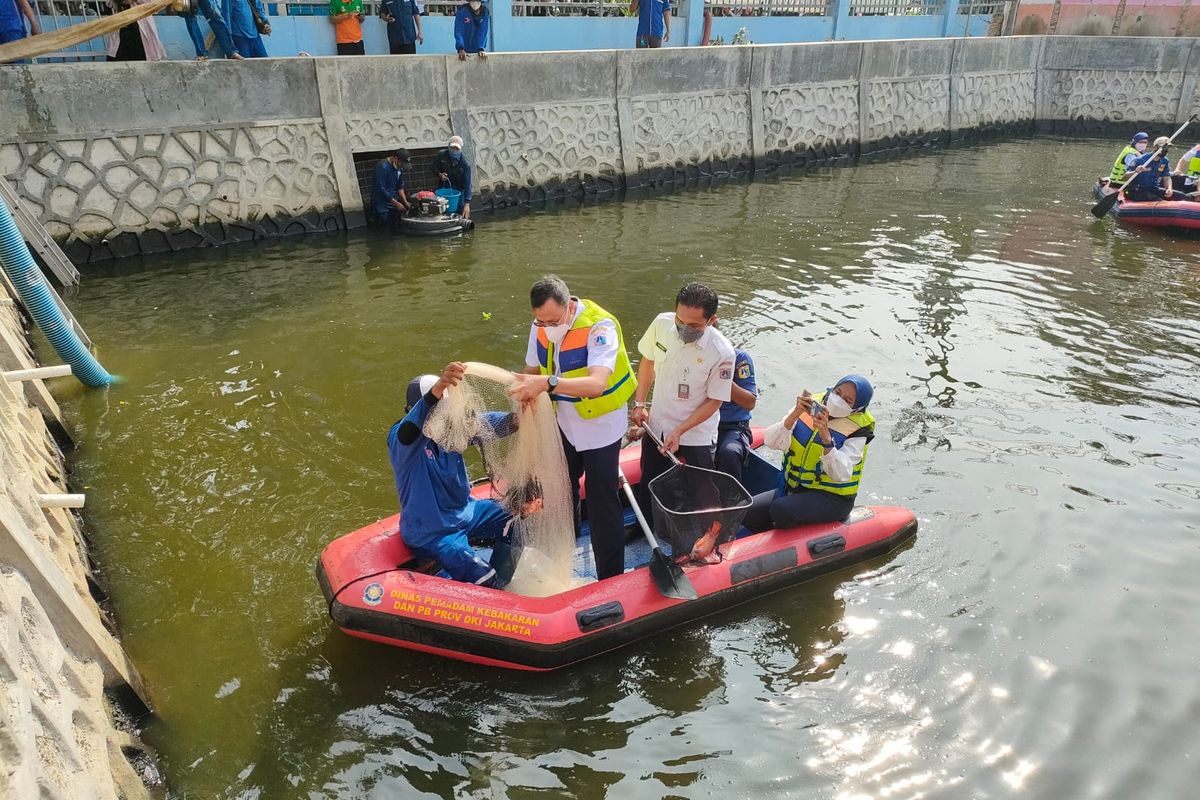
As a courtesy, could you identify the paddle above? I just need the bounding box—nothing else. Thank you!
[616,464,698,601]
[1092,115,1197,218]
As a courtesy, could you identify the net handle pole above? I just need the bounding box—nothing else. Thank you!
[617,467,664,550]
[640,426,683,467]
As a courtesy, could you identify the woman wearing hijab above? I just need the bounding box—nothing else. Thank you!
[743,375,876,530]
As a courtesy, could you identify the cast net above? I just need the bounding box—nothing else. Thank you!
[648,463,753,562]
[423,362,579,596]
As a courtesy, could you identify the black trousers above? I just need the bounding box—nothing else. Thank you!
[715,422,751,481]
[389,41,416,55]
[638,437,715,534]
[337,40,366,55]
[743,488,855,531]
[635,35,662,48]
[562,435,624,581]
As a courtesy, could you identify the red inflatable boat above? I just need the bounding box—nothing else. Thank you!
[317,433,917,670]
[1094,179,1200,231]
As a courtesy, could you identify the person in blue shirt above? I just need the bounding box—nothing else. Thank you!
[433,136,473,219]
[185,0,241,60]
[389,362,515,587]
[371,149,412,225]
[629,0,670,48]
[454,0,488,60]
[0,0,39,52]
[222,0,269,58]
[716,348,757,482]
[1126,136,1178,202]
[380,0,422,55]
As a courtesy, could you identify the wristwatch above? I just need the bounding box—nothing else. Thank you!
[547,375,559,392]
[633,401,648,409]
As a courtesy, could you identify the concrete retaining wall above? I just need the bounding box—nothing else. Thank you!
[1,35,1198,262]
[0,288,152,798]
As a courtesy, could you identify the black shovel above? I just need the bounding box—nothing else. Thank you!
[617,465,698,601]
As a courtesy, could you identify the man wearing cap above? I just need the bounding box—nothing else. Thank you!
[508,275,637,581]
[1126,136,1178,202]
[1109,131,1149,186]
[371,149,412,225]
[434,136,474,219]
[389,362,515,587]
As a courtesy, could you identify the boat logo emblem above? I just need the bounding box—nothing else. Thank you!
[363,582,385,606]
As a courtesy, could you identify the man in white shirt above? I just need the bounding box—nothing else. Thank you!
[509,276,637,580]
[629,282,735,514]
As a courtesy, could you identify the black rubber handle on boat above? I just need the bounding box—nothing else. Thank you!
[1092,114,1197,218]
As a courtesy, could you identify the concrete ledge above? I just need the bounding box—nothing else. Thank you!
[2,36,1195,260]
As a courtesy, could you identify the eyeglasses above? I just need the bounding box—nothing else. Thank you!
[533,304,572,328]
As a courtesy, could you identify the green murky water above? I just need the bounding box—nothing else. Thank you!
[56,136,1200,798]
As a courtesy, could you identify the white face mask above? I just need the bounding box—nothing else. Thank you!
[545,324,569,345]
[469,1,481,9]
[826,393,853,418]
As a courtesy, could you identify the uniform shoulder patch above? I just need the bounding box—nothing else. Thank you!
[737,362,751,380]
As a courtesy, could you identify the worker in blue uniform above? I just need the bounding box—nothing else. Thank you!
[371,148,412,225]
[1126,136,1178,202]
[388,362,514,586]
[715,347,757,482]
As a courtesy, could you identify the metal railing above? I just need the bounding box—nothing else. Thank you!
[30,0,111,60]
[511,0,634,17]
[708,0,831,17]
[956,0,1002,14]
[849,0,942,16]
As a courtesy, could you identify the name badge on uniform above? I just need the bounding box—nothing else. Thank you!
[677,383,690,400]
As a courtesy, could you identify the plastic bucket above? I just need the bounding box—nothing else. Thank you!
[435,188,462,214]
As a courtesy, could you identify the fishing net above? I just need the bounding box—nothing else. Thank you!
[648,463,752,562]
[423,362,579,596]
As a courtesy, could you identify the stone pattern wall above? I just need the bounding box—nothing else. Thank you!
[0,301,149,800]
[630,92,753,173]
[1,36,1198,260]
[346,111,453,153]
[762,81,860,158]
[0,122,341,262]
[468,103,623,191]
[866,76,952,145]
[952,70,1037,131]
[1044,69,1185,123]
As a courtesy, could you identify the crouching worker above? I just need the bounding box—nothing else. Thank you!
[388,362,514,587]
[743,375,875,531]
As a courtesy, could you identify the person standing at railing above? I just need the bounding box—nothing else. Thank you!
[105,0,167,61]
[0,0,39,53]
[223,0,270,57]
[330,0,366,54]
[184,0,243,60]
[630,0,669,47]
[380,0,423,54]
[454,0,488,60]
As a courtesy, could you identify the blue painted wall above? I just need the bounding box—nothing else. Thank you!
[35,0,992,61]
